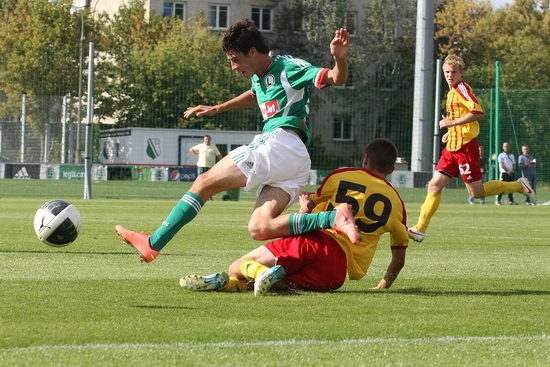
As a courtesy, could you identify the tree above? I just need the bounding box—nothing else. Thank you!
[354,0,417,160]
[435,0,550,88]
[96,1,251,130]
[268,0,350,65]
[267,0,417,168]
[0,0,98,162]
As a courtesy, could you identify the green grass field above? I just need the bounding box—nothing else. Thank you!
[1,180,549,366]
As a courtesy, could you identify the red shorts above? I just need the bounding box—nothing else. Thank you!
[264,231,347,292]
[436,139,482,183]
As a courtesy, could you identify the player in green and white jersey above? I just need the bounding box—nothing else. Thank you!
[116,19,351,263]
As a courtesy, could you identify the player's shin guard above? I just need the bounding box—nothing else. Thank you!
[149,192,204,251]
[288,212,334,236]
[415,192,441,233]
[239,260,269,281]
[482,180,522,196]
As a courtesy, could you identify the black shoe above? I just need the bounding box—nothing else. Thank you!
[508,201,518,205]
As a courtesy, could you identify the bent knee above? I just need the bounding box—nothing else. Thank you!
[427,180,446,193]
[247,218,273,241]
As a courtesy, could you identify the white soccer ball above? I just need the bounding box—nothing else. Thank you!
[33,200,81,247]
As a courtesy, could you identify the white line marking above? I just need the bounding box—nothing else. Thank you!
[3,334,550,353]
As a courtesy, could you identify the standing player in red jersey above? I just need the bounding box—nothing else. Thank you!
[407,55,536,243]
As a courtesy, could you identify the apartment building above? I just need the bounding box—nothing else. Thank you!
[82,0,365,37]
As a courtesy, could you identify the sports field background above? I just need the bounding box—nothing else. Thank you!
[1,181,549,366]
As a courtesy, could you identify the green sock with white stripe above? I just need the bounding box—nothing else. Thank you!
[149,192,204,251]
[288,211,336,236]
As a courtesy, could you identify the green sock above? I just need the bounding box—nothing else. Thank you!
[288,211,336,236]
[149,192,204,251]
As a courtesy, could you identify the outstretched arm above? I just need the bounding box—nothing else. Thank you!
[184,90,257,118]
[372,246,406,289]
[323,28,350,86]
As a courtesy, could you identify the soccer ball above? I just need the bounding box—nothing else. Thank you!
[33,200,81,247]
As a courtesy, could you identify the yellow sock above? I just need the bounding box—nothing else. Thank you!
[483,180,523,196]
[219,276,249,292]
[239,260,268,280]
[415,192,441,233]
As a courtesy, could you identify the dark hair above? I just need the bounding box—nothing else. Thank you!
[222,18,270,55]
[365,139,398,174]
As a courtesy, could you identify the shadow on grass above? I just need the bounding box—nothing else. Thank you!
[131,305,197,310]
[0,250,187,257]
[369,287,550,297]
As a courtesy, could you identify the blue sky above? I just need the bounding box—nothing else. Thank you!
[491,0,511,8]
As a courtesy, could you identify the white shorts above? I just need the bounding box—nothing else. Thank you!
[229,128,311,209]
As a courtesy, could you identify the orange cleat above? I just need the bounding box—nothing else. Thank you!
[332,203,360,245]
[115,225,159,263]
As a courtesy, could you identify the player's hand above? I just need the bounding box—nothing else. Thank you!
[183,105,219,118]
[330,28,350,60]
[371,278,388,290]
[298,192,313,213]
[441,132,449,143]
[439,114,454,129]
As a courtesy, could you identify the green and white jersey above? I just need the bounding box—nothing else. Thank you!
[251,55,330,147]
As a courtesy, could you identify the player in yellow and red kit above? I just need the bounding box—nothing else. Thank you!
[181,139,410,296]
[407,55,536,243]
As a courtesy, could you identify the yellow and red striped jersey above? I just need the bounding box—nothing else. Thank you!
[445,81,484,152]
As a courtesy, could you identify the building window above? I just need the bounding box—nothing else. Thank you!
[344,12,357,36]
[163,2,186,20]
[333,115,353,141]
[208,4,229,30]
[251,7,272,31]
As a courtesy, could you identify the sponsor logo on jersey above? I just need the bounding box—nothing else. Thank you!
[259,100,280,119]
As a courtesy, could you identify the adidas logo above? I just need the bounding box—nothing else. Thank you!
[14,167,30,179]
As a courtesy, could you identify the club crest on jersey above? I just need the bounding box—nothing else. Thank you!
[264,74,275,88]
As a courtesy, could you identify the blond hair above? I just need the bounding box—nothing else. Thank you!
[443,55,465,71]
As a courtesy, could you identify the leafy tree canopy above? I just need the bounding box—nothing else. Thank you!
[435,0,550,89]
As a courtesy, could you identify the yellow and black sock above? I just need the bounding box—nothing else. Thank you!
[239,260,268,280]
[219,276,249,292]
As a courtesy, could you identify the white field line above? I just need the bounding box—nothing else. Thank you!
[2,334,550,353]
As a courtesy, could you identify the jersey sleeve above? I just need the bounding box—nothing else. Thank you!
[283,56,330,90]
[455,82,484,115]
